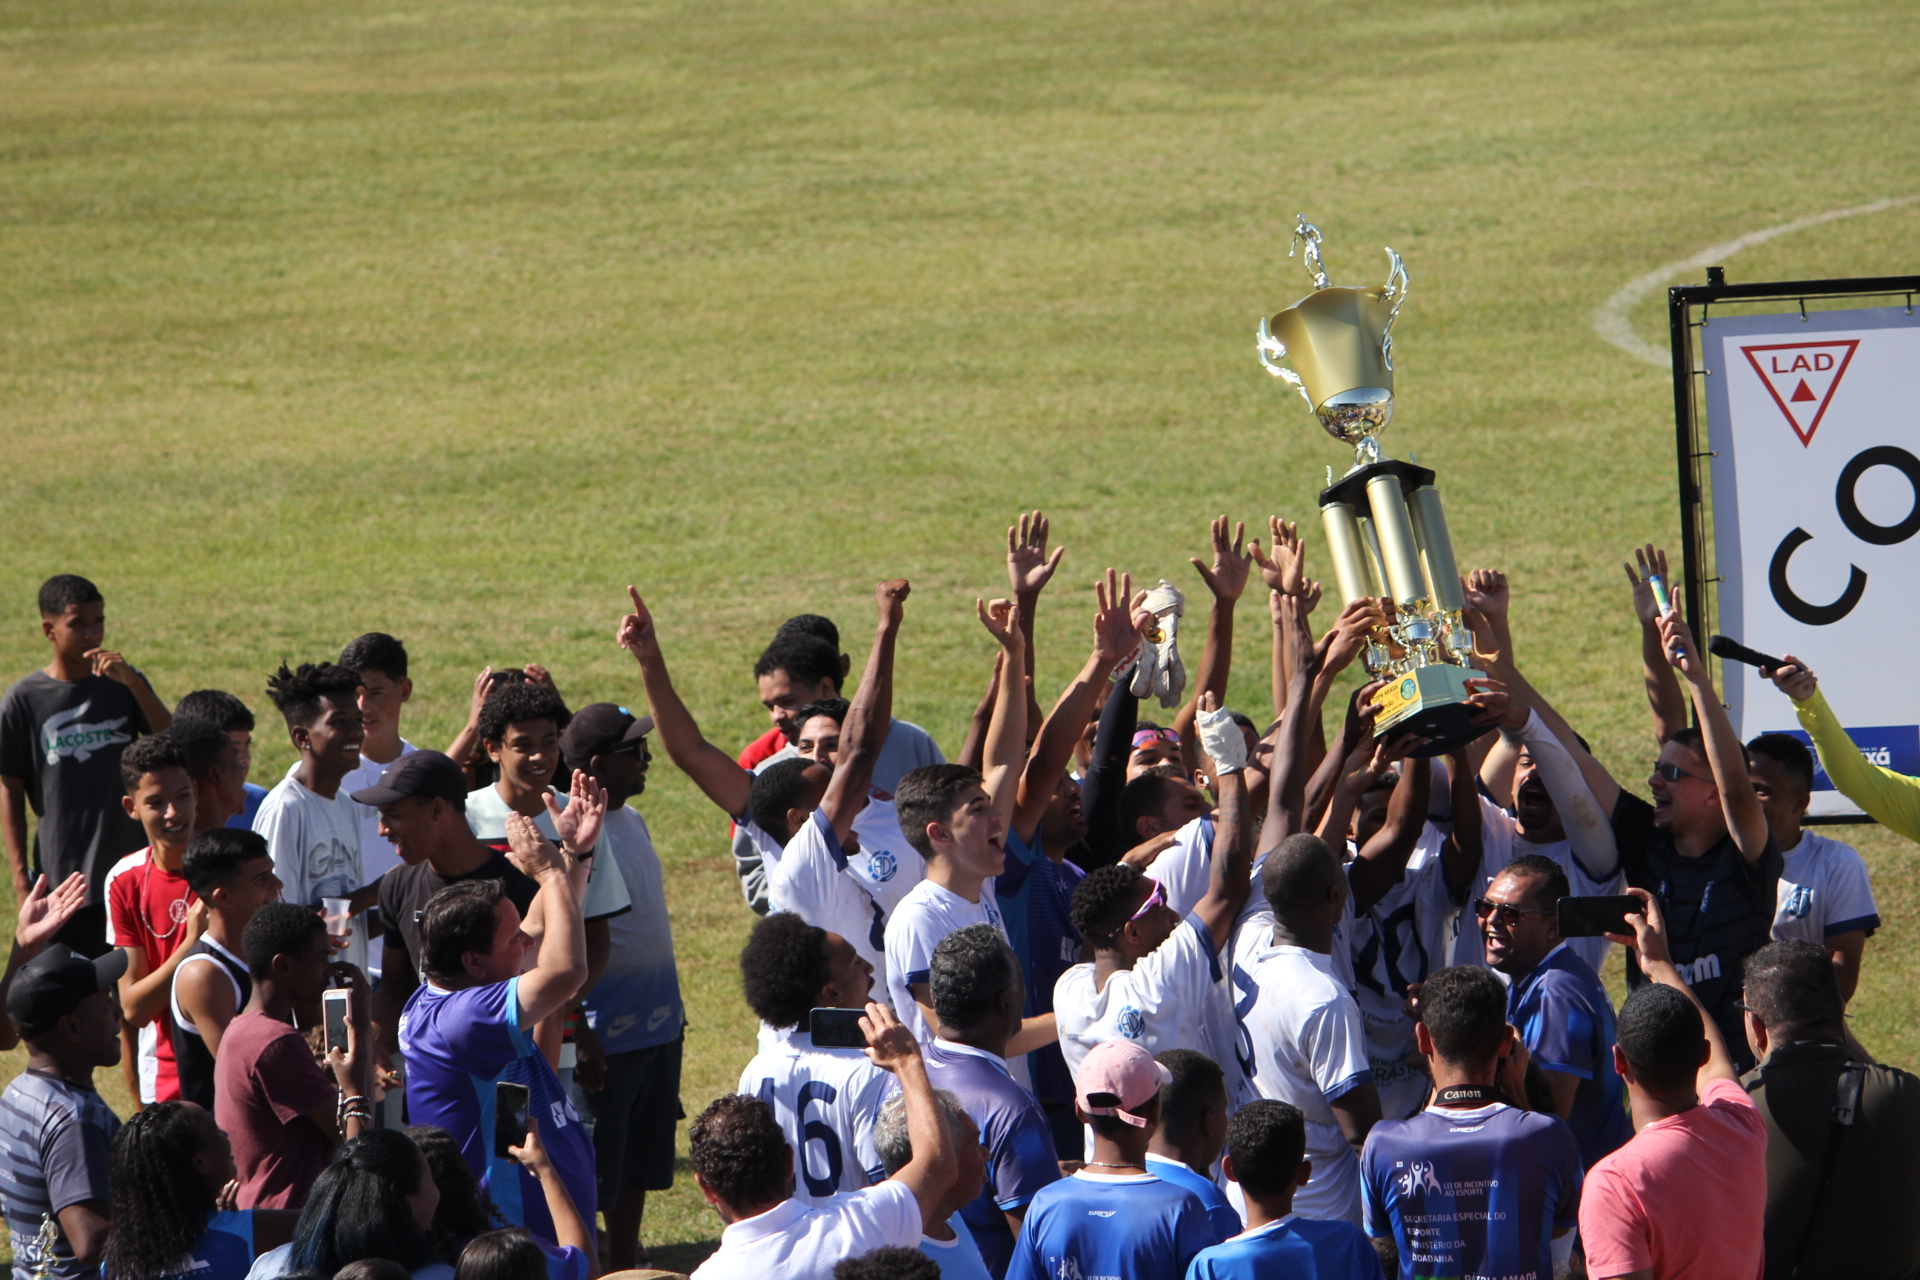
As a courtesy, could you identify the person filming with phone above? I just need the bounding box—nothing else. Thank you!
[398,811,593,1250]
[1477,856,1632,1168]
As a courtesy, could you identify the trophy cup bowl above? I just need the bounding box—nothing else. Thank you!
[1258,218,1487,757]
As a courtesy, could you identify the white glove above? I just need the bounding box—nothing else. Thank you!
[1128,580,1187,709]
[1196,704,1247,775]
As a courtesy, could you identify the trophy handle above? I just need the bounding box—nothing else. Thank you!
[1379,247,1409,373]
[1256,316,1315,412]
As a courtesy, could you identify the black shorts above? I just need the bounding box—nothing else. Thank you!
[583,1035,684,1196]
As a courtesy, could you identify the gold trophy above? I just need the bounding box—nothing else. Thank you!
[1257,216,1486,755]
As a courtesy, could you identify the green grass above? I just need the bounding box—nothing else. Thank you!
[3,0,1919,1266]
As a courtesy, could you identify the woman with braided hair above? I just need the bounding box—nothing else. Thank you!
[101,1102,295,1280]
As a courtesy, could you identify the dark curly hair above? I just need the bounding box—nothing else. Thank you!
[173,688,255,733]
[182,828,271,899]
[477,681,571,748]
[753,633,842,690]
[265,661,362,731]
[1616,983,1705,1094]
[407,1125,501,1260]
[1497,854,1568,909]
[783,697,850,746]
[163,717,234,784]
[689,1094,790,1210]
[1419,966,1509,1064]
[242,901,328,983]
[102,1103,217,1280]
[118,732,191,794]
[1070,862,1148,946]
[747,758,824,846]
[929,924,1021,1034]
[37,574,101,617]
[833,1247,941,1280]
[1225,1100,1306,1196]
[740,912,833,1030]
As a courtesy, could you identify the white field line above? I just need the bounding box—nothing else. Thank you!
[1592,195,1920,367]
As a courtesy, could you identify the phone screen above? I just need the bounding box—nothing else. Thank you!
[1557,895,1638,939]
[322,989,351,1056]
[809,1008,868,1049]
[494,1082,531,1160]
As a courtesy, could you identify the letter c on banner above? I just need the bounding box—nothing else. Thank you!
[1836,446,1920,545]
[1769,527,1866,626]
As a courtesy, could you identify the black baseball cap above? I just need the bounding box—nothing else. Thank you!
[560,703,654,766]
[7,944,127,1039]
[350,749,470,807]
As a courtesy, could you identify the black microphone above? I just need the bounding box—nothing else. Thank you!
[1708,634,1785,674]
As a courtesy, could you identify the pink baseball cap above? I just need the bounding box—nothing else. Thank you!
[1076,1041,1173,1128]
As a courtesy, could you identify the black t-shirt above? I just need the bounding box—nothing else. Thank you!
[0,670,150,891]
[1744,1042,1920,1280]
[1611,790,1782,1071]
[378,851,540,982]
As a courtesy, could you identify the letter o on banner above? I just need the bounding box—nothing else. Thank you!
[1769,527,1867,627]
[1836,445,1920,546]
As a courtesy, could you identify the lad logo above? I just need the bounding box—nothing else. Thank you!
[40,702,132,765]
[1741,340,1859,446]
[865,849,898,883]
[1114,1006,1145,1039]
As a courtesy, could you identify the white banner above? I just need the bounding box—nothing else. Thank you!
[1702,304,1920,818]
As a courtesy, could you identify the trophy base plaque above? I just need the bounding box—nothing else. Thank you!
[1371,664,1490,758]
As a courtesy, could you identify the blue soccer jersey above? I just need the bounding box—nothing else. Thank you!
[1185,1214,1384,1280]
[1145,1155,1243,1243]
[399,976,597,1245]
[1006,1170,1220,1280]
[1361,1103,1582,1280]
[1507,943,1633,1167]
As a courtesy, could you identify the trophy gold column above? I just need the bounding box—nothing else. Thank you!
[1257,216,1487,755]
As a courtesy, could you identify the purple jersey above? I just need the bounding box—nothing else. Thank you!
[399,976,596,1245]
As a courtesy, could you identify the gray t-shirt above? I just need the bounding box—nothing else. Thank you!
[0,671,150,893]
[0,1071,121,1280]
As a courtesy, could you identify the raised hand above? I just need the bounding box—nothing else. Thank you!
[858,1001,923,1075]
[508,1115,557,1174]
[1623,544,1672,625]
[876,578,912,627]
[1300,579,1323,615]
[617,586,659,656]
[1463,677,1525,731]
[550,769,608,854]
[1092,569,1142,667]
[1190,515,1252,603]
[467,667,497,724]
[85,648,135,685]
[504,812,569,882]
[1007,511,1064,598]
[976,597,1025,653]
[1770,653,1819,702]
[1321,597,1386,675]
[1249,516,1306,597]
[523,664,557,696]
[16,872,88,953]
[1602,886,1672,966]
[1657,608,1706,684]
[1463,568,1509,621]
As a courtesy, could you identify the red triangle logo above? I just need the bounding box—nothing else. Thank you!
[1739,340,1859,446]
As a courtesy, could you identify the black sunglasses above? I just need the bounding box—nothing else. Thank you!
[1652,761,1710,784]
[1473,898,1554,925]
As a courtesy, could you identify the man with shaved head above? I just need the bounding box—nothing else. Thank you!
[1236,833,1380,1227]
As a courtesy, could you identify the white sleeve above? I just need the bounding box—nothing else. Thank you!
[252,794,310,904]
[843,1179,923,1251]
[1304,993,1372,1101]
[1815,842,1881,937]
[1518,710,1619,881]
[768,813,842,918]
[1146,817,1215,918]
[579,842,633,920]
[884,901,939,987]
[1134,914,1222,1008]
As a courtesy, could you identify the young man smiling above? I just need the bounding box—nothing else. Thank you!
[336,633,419,977]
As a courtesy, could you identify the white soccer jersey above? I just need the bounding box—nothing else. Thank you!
[1054,913,1234,1083]
[883,877,1007,1043]
[1445,797,1625,974]
[1774,829,1881,946]
[768,809,890,988]
[743,792,925,917]
[1347,828,1461,1119]
[689,1180,920,1280]
[1144,815,1216,918]
[737,1024,893,1208]
[1240,935,1373,1227]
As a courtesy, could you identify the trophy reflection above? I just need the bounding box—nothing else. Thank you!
[1257,216,1486,756]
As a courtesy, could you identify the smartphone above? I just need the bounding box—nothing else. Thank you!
[494,1082,531,1159]
[809,1007,868,1049]
[1557,895,1639,939]
[322,988,352,1056]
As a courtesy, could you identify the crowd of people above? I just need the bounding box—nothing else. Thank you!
[0,510,1915,1280]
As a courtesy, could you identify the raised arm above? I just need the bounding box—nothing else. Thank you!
[1773,659,1920,843]
[1625,545,1689,743]
[1516,706,1620,880]
[509,1118,597,1259]
[1657,609,1770,863]
[955,653,1004,773]
[506,815,588,1027]
[861,1001,956,1232]
[1303,684,1379,846]
[1260,592,1325,848]
[1011,569,1141,844]
[976,599,1028,817]
[90,649,171,734]
[1347,750,1431,917]
[1607,886,1737,1085]
[1440,738,1487,902]
[820,580,909,842]
[617,587,753,819]
[1173,517,1251,781]
[1007,511,1064,733]
[1192,696,1254,949]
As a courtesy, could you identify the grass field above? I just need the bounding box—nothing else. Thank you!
[3,0,1919,1267]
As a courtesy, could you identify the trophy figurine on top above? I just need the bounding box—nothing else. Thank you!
[1257,215,1487,756]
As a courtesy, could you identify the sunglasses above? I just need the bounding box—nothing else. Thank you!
[1131,729,1181,750]
[1473,898,1554,926]
[1651,761,1710,785]
[1125,879,1167,927]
